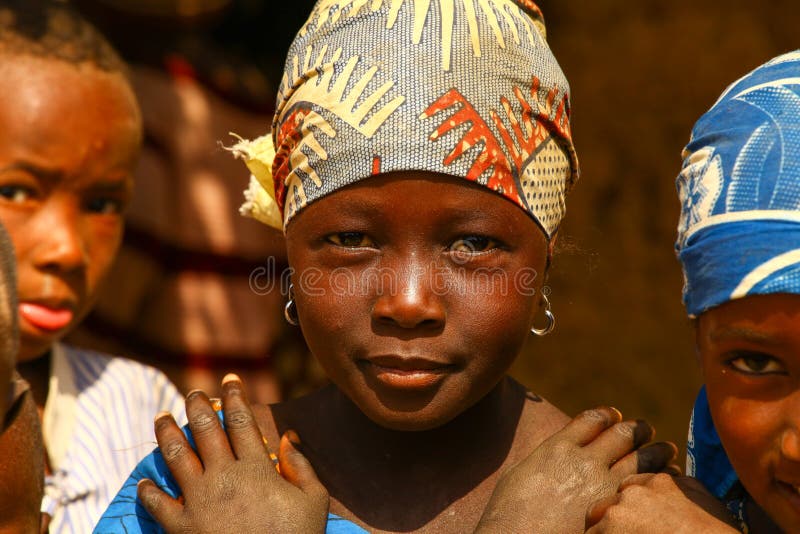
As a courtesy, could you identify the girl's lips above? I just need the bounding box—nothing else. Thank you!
[360,356,453,389]
[19,303,74,332]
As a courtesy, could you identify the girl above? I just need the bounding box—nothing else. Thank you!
[586,51,800,532]
[98,1,675,532]
[0,1,185,530]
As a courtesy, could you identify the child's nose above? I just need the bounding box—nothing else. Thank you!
[781,395,800,462]
[32,202,87,272]
[781,429,800,462]
[371,260,446,330]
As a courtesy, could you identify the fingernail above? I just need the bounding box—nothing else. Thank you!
[609,406,623,420]
[222,373,241,385]
[285,429,301,447]
[154,412,173,429]
[186,389,205,400]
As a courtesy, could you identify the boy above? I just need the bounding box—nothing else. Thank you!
[0,1,184,530]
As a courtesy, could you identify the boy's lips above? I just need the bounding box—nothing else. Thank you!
[19,302,74,332]
[360,355,454,389]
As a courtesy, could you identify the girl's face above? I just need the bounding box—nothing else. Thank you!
[698,293,800,532]
[285,172,548,431]
[0,56,141,362]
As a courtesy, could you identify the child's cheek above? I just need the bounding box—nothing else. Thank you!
[711,392,780,498]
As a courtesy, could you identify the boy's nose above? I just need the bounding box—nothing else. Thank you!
[371,260,445,330]
[33,203,87,272]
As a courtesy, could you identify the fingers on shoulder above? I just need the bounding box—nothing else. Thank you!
[555,407,623,445]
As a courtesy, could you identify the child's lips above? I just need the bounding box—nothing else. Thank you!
[360,355,454,389]
[19,302,74,332]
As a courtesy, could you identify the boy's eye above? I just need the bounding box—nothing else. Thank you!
[85,197,123,215]
[0,185,34,204]
[727,352,785,375]
[326,232,375,248]
[449,236,500,254]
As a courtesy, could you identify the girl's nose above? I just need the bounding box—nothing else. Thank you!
[782,426,800,462]
[781,393,800,462]
[371,260,445,330]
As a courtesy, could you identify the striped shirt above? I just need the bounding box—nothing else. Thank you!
[41,343,185,533]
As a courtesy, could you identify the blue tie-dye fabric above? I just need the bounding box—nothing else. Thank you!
[93,411,368,533]
[676,50,800,318]
[680,51,800,532]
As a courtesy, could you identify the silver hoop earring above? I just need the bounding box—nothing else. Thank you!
[284,283,299,326]
[530,293,555,336]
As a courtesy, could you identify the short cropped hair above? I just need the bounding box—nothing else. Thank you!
[0,0,125,72]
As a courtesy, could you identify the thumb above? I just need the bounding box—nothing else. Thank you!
[137,478,185,533]
[278,430,326,497]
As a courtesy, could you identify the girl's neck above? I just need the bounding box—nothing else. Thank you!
[289,377,527,468]
[275,377,537,533]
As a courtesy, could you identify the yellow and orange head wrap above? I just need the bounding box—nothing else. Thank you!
[233,0,578,238]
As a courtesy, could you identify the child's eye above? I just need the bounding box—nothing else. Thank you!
[0,185,34,204]
[326,232,375,248]
[85,197,124,215]
[449,236,500,254]
[727,352,786,375]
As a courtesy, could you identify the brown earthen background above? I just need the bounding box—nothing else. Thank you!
[510,0,800,452]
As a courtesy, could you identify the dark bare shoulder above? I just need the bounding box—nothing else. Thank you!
[251,385,334,451]
[507,379,571,460]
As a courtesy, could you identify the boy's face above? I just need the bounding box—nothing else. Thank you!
[698,293,800,532]
[285,172,548,431]
[0,55,141,362]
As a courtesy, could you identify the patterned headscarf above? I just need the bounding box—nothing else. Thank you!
[232,0,578,238]
[682,50,800,530]
[676,50,800,318]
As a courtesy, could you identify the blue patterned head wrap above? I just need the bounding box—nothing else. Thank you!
[232,0,578,238]
[684,51,800,530]
[676,50,800,318]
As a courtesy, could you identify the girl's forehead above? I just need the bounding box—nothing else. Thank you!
[698,294,800,350]
[291,171,545,231]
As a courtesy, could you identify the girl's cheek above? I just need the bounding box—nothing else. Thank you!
[713,394,777,486]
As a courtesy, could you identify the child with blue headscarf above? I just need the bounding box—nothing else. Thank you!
[586,51,800,533]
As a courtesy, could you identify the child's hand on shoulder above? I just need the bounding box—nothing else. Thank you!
[476,407,678,533]
[585,473,740,533]
[136,375,329,534]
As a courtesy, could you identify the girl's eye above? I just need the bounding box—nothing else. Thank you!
[449,236,499,254]
[86,197,123,215]
[326,232,375,248]
[727,352,785,375]
[0,185,34,204]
